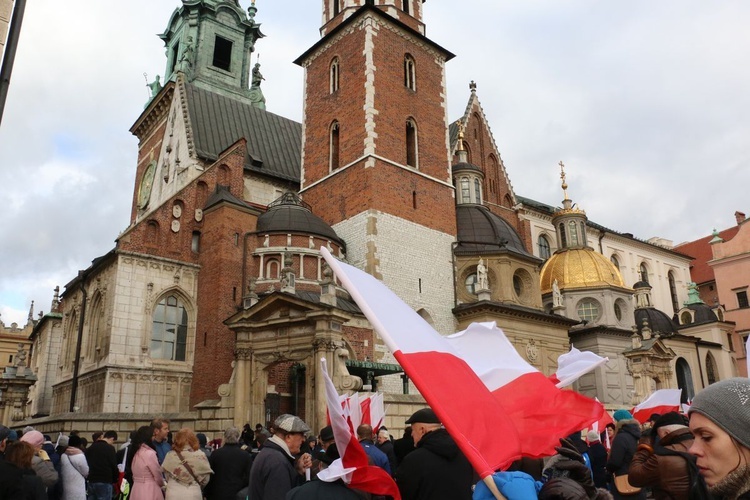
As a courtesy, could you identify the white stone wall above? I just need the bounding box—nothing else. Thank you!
[243,175,288,207]
[29,317,62,416]
[334,210,457,336]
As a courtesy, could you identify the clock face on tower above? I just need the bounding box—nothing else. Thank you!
[138,161,157,209]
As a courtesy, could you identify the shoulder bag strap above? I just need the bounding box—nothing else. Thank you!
[175,450,202,486]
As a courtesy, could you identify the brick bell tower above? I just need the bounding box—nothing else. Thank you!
[295,0,458,334]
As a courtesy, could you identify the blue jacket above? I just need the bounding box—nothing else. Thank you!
[360,440,391,475]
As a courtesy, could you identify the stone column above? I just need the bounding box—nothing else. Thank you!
[233,348,253,428]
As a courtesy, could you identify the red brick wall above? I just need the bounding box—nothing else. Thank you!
[301,17,456,236]
[343,325,375,361]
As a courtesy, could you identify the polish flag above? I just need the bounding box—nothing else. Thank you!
[550,346,609,388]
[359,396,371,427]
[632,389,682,423]
[370,393,385,432]
[320,358,401,499]
[321,247,604,477]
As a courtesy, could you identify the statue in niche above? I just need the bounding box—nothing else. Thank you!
[476,258,489,290]
[178,37,195,74]
[552,279,563,307]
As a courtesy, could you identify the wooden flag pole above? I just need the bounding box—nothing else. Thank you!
[483,475,508,500]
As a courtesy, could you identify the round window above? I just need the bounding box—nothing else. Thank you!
[577,299,600,322]
[465,273,477,295]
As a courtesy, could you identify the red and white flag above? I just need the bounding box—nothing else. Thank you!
[550,346,609,388]
[320,358,401,498]
[321,247,604,477]
[632,388,682,423]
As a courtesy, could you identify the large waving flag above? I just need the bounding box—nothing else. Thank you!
[321,247,603,477]
[550,346,609,388]
[632,388,682,423]
[320,358,401,499]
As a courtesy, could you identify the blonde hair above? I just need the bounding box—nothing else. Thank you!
[172,428,199,453]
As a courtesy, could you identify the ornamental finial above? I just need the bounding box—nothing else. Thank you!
[559,161,569,201]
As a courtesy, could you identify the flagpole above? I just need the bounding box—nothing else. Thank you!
[482,476,508,500]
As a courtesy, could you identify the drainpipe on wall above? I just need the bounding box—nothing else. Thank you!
[69,272,88,412]
[598,230,605,254]
[694,341,706,390]
[0,0,27,127]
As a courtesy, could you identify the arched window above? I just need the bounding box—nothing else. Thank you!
[503,194,513,208]
[406,119,418,168]
[610,254,620,271]
[404,54,416,91]
[640,263,649,284]
[195,181,209,209]
[87,292,109,363]
[676,358,695,403]
[151,294,188,361]
[191,231,201,253]
[668,271,679,314]
[706,352,719,385]
[460,178,470,204]
[146,220,160,247]
[329,121,340,171]
[474,179,482,204]
[568,221,579,247]
[538,235,551,260]
[559,223,567,248]
[330,57,340,93]
[266,259,280,279]
[64,311,78,368]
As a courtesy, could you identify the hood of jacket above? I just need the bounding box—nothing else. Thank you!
[417,428,460,461]
[617,419,642,440]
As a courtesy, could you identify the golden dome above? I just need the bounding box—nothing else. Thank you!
[540,248,627,294]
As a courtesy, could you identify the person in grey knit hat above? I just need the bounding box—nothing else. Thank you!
[688,377,750,499]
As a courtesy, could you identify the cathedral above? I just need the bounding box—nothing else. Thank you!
[21,0,738,435]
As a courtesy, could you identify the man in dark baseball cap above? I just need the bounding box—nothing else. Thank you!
[397,408,474,500]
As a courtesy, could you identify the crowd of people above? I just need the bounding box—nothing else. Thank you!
[0,377,747,499]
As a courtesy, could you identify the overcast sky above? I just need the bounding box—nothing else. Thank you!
[1,1,749,326]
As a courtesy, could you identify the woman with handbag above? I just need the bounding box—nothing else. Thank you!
[606,410,646,499]
[161,428,212,500]
[689,378,750,500]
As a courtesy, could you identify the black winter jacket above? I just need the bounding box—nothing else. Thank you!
[206,443,252,500]
[395,428,473,500]
[85,440,119,483]
[248,438,302,500]
[606,420,641,476]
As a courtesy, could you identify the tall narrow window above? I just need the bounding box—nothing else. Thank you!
[474,179,482,204]
[333,0,340,16]
[404,55,416,91]
[460,178,470,204]
[406,119,417,168]
[191,231,201,253]
[330,57,339,93]
[706,352,719,385]
[611,254,620,271]
[212,35,233,71]
[580,221,587,246]
[668,271,679,314]
[170,43,180,75]
[538,235,551,260]
[640,263,649,284]
[402,0,410,15]
[151,295,188,361]
[568,221,579,247]
[329,121,340,170]
[737,290,749,309]
[559,223,567,248]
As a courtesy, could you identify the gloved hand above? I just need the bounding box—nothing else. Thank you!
[473,471,542,500]
[551,439,596,499]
